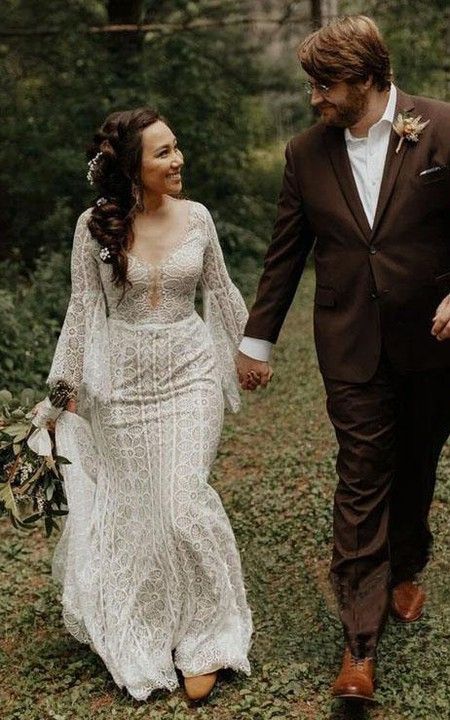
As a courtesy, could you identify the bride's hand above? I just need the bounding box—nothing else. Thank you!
[66,398,77,413]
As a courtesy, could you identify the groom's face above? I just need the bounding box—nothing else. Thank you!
[309,78,369,129]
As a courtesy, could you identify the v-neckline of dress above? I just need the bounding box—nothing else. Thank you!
[127,201,194,271]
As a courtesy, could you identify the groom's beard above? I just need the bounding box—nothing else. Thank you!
[315,84,369,128]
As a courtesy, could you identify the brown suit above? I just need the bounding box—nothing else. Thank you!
[245,89,450,657]
[245,89,450,380]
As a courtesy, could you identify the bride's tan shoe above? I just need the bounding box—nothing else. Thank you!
[183,671,218,701]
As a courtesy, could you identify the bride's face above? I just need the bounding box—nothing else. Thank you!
[140,120,184,197]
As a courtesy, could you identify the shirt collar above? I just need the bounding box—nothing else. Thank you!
[345,84,397,143]
[381,83,397,125]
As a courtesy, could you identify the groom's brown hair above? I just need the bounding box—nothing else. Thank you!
[298,15,392,91]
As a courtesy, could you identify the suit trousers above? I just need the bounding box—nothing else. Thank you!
[323,350,450,659]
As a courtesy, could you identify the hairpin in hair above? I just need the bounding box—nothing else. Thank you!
[99,246,112,262]
[87,151,103,186]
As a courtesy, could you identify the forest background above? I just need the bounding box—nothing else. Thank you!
[1,3,450,719]
[1,0,449,394]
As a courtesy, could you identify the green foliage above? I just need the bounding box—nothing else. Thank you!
[343,0,449,99]
[0,1,107,263]
[0,250,71,393]
[0,0,269,270]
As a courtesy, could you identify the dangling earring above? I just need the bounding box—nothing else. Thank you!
[132,181,144,213]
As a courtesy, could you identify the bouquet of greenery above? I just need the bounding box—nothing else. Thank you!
[0,385,72,537]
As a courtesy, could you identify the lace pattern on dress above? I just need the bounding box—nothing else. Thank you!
[46,201,252,700]
[46,209,111,403]
[201,209,249,412]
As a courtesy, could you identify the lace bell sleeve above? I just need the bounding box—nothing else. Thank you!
[201,206,249,413]
[46,208,109,407]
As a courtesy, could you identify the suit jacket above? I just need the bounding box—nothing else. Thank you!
[244,89,450,382]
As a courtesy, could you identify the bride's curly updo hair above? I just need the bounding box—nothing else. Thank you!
[87,107,162,294]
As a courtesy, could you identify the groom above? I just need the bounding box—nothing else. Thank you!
[237,15,450,699]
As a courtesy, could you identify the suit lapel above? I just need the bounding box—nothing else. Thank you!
[323,126,372,243]
[370,89,415,238]
[322,88,416,243]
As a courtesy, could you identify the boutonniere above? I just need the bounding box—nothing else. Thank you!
[393,112,430,154]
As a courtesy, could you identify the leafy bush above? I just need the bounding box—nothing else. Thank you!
[0,251,71,394]
[0,0,268,271]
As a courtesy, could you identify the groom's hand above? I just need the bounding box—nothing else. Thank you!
[236,351,273,391]
[432,294,450,340]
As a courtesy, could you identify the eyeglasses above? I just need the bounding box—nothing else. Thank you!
[303,80,333,96]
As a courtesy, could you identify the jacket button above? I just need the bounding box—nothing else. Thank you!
[369,246,377,255]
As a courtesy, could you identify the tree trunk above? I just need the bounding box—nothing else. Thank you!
[107,0,144,24]
[310,0,338,28]
[106,0,145,103]
[310,0,322,28]
[446,5,450,100]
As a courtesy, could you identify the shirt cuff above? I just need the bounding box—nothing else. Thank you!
[239,337,273,362]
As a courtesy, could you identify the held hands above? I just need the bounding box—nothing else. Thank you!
[236,351,274,391]
[432,294,450,341]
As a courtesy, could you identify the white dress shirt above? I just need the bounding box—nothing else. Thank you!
[344,83,397,228]
[239,85,397,362]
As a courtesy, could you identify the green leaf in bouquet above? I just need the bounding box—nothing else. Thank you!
[53,485,68,509]
[45,515,54,537]
[12,428,29,444]
[11,409,26,419]
[52,509,68,517]
[22,512,43,525]
[55,455,71,465]
[0,390,13,407]
[9,512,35,532]
[51,465,63,480]
[20,388,36,407]
[13,443,21,455]
[3,423,27,437]
[46,482,55,502]
[0,482,19,516]
[9,513,20,530]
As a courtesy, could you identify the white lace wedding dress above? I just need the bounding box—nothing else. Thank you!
[46,201,252,700]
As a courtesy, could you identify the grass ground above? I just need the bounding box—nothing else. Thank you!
[1,266,449,719]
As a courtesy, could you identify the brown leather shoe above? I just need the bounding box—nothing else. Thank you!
[332,647,375,701]
[391,581,425,623]
[184,671,218,701]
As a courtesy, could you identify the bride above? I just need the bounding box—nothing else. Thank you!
[33,107,253,701]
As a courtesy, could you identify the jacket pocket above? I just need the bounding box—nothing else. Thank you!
[419,165,448,185]
[314,286,336,307]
